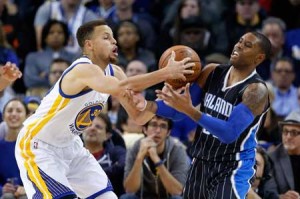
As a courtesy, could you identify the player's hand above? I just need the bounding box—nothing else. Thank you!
[166,51,194,81]
[124,89,147,111]
[156,83,185,100]
[0,62,22,82]
[156,83,193,115]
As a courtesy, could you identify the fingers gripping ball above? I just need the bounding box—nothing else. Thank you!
[159,45,201,89]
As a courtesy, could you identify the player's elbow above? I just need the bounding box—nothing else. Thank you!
[219,129,239,144]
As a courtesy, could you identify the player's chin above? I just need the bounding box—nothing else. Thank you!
[109,56,118,64]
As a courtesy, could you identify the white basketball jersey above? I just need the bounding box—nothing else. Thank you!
[23,57,113,147]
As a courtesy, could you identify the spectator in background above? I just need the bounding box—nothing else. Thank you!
[23,96,41,116]
[175,16,215,58]
[85,0,116,19]
[34,0,98,54]
[114,20,157,72]
[125,60,156,101]
[225,0,266,56]
[117,107,144,150]
[48,58,70,87]
[24,20,77,98]
[258,17,291,81]
[121,115,189,199]
[269,0,300,30]
[0,98,28,199]
[82,113,126,197]
[0,22,19,67]
[160,0,228,56]
[270,57,299,119]
[265,110,300,198]
[106,0,157,51]
[0,0,20,53]
[248,146,277,199]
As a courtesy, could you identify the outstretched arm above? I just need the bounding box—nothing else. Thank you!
[0,62,22,91]
[157,82,269,144]
[62,51,194,97]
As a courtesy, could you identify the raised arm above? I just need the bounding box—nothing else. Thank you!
[62,51,194,97]
[157,82,269,144]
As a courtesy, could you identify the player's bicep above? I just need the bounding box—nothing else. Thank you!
[242,83,268,116]
[72,64,121,95]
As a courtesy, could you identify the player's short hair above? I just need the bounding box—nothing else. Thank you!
[251,31,272,60]
[76,19,107,48]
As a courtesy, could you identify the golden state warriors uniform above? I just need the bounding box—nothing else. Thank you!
[15,57,114,199]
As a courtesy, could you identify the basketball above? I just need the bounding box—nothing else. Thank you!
[158,45,201,89]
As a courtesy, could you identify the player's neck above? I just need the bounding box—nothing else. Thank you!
[229,67,254,84]
[82,53,108,70]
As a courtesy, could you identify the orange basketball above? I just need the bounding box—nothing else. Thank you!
[158,45,201,89]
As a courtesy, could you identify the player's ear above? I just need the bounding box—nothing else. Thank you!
[255,53,265,65]
[84,40,93,49]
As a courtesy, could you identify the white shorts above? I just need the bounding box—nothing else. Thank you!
[15,127,115,199]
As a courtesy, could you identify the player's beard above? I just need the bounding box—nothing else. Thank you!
[110,56,117,64]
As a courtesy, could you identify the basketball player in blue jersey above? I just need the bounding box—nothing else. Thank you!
[129,32,272,199]
[14,20,194,199]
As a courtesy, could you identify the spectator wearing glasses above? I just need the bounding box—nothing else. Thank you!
[121,115,189,199]
[264,110,300,199]
[270,57,299,119]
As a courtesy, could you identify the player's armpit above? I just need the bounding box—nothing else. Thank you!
[242,83,268,116]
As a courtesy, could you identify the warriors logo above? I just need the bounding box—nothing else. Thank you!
[74,103,104,131]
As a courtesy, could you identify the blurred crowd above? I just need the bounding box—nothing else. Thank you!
[0,0,300,198]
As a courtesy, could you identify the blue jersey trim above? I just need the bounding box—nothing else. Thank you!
[231,159,255,199]
[108,64,114,76]
[85,185,113,199]
[59,61,93,99]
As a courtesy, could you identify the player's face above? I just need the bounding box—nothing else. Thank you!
[144,117,170,146]
[83,117,108,144]
[230,33,262,68]
[4,100,27,130]
[90,25,118,63]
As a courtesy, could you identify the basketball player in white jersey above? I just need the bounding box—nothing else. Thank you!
[15,20,194,199]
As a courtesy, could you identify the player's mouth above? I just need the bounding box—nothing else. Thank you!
[112,47,118,56]
[231,50,239,58]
